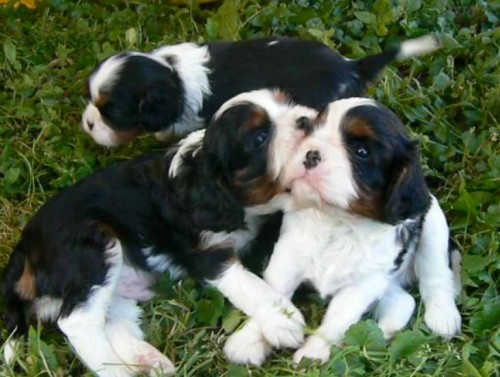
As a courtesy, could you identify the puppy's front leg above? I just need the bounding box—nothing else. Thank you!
[293,273,390,364]
[212,261,305,349]
[189,246,304,351]
[224,238,306,366]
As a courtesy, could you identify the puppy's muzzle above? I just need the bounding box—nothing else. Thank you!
[304,150,321,169]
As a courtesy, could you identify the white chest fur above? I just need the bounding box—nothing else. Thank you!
[279,208,399,298]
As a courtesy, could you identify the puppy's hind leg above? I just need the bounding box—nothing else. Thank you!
[57,241,133,377]
[415,196,461,339]
[105,296,175,376]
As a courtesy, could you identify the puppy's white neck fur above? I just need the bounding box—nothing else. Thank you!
[153,43,211,135]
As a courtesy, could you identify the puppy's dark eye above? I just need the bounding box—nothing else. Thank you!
[356,146,370,158]
[253,131,269,148]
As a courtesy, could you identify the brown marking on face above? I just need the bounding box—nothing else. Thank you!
[94,95,109,109]
[243,107,269,131]
[15,260,37,301]
[349,192,382,220]
[114,129,143,145]
[94,221,117,241]
[239,174,285,206]
[345,117,380,220]
[345,117,376,139]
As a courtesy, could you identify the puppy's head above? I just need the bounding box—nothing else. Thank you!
[282,98,430,224]
[202,89,318,208]
[82,53,184,146]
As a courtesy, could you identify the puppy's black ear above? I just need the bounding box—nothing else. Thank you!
[139,75,184,133]
[381,141,430,224]
[189,177,246,233]
[203,103,256,172]
[195,112,245,231]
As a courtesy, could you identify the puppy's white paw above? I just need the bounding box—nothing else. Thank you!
[224,322,272,366]
[255,304,305,349]
[133,341,175,376]
[379,320,406,340]
[424,299,461,340]
[377,303,415,340]
[293,335,330,364]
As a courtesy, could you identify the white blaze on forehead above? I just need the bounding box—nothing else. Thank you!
[214,90,291,121]
[88,54,128,100]
[269,104,319,180]
[320,97,377,129]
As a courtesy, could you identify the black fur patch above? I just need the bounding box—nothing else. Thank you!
[393,215,425,271]
[93,55,184,133]
[342,104,430,224]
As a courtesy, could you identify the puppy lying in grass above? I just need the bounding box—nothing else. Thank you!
[82,35,439,146]
[2,91,317,377]
[224,96,462,366]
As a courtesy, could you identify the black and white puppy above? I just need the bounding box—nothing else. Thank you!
[82,36,439,146]
[2,91,315,376]
[224,98,461,365]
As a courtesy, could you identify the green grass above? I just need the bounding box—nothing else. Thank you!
[0,0,498,376]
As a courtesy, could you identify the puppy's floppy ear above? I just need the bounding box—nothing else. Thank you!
[189,177,246,233]
[202,103,255,171]
[139,74,184,132]
[191,109,246,231]
[381,141,430,224]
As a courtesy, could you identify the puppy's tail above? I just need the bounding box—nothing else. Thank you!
[2,243,33,363]
[357,34,440,86]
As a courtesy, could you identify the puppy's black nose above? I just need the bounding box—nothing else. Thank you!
[87,121,94,131]
[296,116,314,135]
[304,150,321,169]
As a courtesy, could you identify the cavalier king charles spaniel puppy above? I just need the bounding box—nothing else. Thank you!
[2,91,317,376]
[82,35,439,146]
[224,97,461,366]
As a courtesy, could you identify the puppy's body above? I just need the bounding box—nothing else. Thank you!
[3,147,236,377]
[3,91,317,376]
[265,197,460,364]
[225,98,461,366]
[203,38,363,119]
[83,36,439,146]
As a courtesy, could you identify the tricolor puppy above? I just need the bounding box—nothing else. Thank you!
[82,35,439,146]
[2,91,316,376]
[224,98,461,366]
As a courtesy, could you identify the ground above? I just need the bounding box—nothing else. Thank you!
[0,0,498,376]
